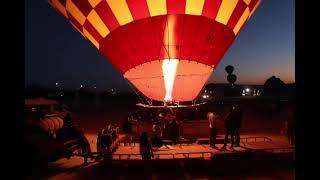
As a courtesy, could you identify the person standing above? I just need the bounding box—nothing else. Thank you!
[287,104,295,145]
[207,111,218,148]
[140,132,153,160]
[222,106,236,150]
[233,105,243,147]
[123,117,133,146]
[63,113,73,128]
[98,121,113,163]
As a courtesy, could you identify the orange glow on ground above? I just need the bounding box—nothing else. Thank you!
[162,59,179,102]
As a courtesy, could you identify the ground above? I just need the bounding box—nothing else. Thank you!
[25,105,295,179]
[27,131,294,180]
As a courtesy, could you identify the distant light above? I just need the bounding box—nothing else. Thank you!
[204,90,207,93]
[202,95,209,99]
[94,86,97,89]
[245,88,250,92]
[80,85,83,88]
[55,82,58,86]
[60,94,63,97]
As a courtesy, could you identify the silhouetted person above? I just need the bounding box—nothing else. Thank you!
[96,129,103,157]
[176,110,184,140]
[102,121,112,134]
[96,132,111,161]
[233,105,243,147]
[207,111,218,148]
[97,121,113,160]
[63,113,72,128]
[222,106,236,149]
[123,117,133,146]
[140,132,153,160]
[151,124,163,148]
[169,119,179,143]
[287,104,295,145]
[164,109,176,139]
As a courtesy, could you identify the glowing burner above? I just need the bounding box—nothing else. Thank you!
[162,59,179,102]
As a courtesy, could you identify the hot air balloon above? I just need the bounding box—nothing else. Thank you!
[225,65,234,75]
[49,0,261,105]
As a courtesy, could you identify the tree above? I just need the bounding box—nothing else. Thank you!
[263,76,286,96]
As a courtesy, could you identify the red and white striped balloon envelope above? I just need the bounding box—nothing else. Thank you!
[49,0,261,103]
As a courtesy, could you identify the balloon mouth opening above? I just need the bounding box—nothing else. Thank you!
[162,58,179,102]
[123,60,214,102]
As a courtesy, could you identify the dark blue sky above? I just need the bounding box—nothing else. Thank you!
[26,0,295,91]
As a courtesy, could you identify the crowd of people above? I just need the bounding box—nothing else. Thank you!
[207,104,243,150]
[96,108,185,160]
[96,102,296,160]
[222,104,243,149]
[96,121,119,161]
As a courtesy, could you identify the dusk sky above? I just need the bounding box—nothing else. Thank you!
[26,0,295,92]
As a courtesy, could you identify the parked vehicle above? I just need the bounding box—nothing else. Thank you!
[24,98,91,164]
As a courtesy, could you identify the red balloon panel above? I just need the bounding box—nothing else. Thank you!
[100,15,235,74]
